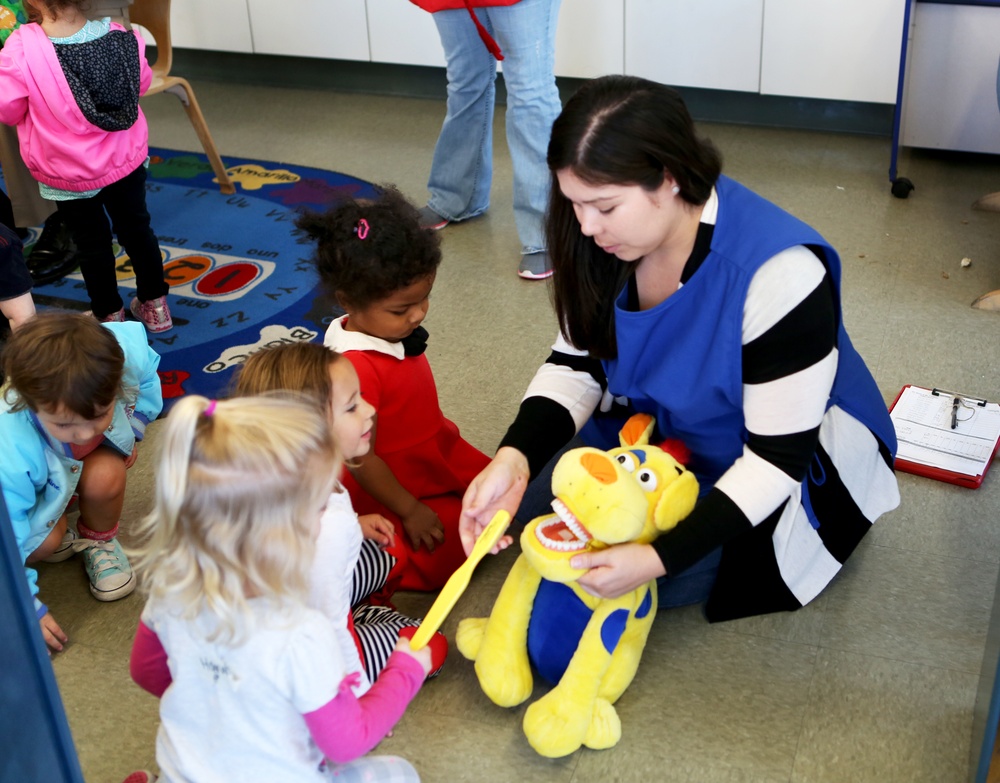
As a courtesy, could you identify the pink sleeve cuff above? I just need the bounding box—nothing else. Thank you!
[304,651,424,764]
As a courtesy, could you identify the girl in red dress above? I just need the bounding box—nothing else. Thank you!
[297,186,491,591]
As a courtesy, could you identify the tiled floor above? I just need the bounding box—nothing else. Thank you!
[39,78,1000,782]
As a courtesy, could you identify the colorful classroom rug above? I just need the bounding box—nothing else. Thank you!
[27,148,378,409]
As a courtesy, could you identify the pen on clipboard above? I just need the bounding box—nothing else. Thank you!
[952,396,960,429]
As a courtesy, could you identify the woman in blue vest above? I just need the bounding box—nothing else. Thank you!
[460,75,900,621]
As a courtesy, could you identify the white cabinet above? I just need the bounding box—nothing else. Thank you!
[900,3,1000,155]
[555,0,623,78]
[170,0,254,53]
[367,0,445,68]
[245,0,370,61]
[624,0,763,93]
[167,1,907,106]
[760,0,904,103]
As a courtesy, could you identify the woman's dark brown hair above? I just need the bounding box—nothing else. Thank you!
[546,75,722,359]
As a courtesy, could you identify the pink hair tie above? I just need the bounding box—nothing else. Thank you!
[204,400,217,417]
[354,219,370,240]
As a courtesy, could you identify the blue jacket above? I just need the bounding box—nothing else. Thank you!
[0,321,162,609]
[603,176,899,619]
[606,175,896,489]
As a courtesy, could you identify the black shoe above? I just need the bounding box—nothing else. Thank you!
[26,213,78,286]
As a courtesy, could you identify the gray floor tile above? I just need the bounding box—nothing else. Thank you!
[791,648,978,783]
[53,641,159,782]
[818,544,996,673]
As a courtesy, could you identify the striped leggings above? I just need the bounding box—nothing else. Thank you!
[351,539,417,679]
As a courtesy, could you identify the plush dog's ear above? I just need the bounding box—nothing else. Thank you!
[619,413,656,447]
[652,468,699,532]
[658,438,691,466]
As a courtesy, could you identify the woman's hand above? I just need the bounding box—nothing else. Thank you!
[458,447,530,557]
[359,514,395,548]
[40,611,68,653]
[571,543,666,600]
[401,502,444,552]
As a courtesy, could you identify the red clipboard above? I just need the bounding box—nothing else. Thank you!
[889,384,1000,489]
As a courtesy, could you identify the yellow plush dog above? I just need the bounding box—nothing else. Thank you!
[456,413,699,758]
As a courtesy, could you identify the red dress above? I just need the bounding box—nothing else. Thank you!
[325,316,491,591]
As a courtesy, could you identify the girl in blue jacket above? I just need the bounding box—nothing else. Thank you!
[0,310,162,652]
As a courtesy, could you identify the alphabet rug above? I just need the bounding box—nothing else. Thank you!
[27,148,377,410]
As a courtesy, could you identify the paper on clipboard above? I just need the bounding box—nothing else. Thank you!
[890,386,1000,478]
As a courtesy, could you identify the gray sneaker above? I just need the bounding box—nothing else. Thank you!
[517,251,552,280]
[418,206,449,230]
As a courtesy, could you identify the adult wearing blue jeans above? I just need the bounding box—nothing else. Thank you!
[411,0,562,280]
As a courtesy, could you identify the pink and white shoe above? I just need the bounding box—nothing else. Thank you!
[130,295,173,333]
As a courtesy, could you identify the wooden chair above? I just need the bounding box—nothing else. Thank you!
[127,0,236,194]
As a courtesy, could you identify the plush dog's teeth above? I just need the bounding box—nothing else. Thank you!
[533,499,593,553]
[551,498,592,543]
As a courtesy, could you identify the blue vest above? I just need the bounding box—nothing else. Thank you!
[602,176,896,492]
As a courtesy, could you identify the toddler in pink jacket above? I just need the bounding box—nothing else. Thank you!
[0,0,172,332]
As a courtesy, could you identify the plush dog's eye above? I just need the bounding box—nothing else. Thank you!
[636,470,658,492]
[616,453,637,473]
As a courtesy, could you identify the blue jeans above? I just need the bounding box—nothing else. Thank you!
[428,0,562,255]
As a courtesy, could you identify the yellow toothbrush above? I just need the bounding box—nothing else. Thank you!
[409,510,511,650]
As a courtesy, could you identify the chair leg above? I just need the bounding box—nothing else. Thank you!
[163,80,236,195]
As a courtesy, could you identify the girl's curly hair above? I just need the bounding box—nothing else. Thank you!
[296,185,441,310]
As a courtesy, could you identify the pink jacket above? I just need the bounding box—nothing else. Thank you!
[0,21,152,191]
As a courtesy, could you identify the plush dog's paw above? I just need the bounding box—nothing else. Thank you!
[475,650,533,708]
[456,617,487,660]
[583,697,622,750]
[523,692,591,758]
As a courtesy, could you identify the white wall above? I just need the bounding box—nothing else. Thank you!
[168,0,908,104]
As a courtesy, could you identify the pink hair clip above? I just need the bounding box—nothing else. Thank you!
[354,218,370,240]
[204,400,217,417]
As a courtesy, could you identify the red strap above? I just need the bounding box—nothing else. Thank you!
[464,0,504,60]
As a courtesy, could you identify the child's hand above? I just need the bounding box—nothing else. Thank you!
[394,631,433,677]
[124,444,139,470]
[401,502,445,552]
[40,611,68,653]
[359,514,395,547]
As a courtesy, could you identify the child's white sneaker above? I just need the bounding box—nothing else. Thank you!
[42,527,78,563]
[77,537,135,601]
